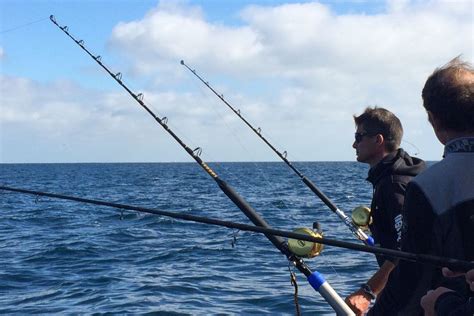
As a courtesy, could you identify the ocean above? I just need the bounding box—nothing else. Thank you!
[0,162,380,314]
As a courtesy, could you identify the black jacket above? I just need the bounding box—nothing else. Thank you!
[366,148,425,266]
[436,291,474,316]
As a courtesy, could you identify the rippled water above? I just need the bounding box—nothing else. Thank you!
[0,162,379,314]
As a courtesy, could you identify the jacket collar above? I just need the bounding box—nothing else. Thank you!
[366,149,401,185]
[444,137,474,156]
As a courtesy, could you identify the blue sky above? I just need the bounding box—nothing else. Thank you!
[1,0,472,163]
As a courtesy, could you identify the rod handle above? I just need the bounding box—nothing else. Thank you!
[307,272,355,315]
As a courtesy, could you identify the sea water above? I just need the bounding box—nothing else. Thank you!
[0,162,380,314]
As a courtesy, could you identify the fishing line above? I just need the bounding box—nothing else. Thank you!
[1,185,472,273]
[177,81,240,176]
[184,78,225,164]
[48,15,354,315]
[179,74,239,167]
[184,71,282,204]
[402,139,421,156]
[192,77,305,215]
[181,67,293,223]
[181,61,374,246]
[0,17,49,34]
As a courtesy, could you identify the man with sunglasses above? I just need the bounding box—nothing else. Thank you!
[369,57,474,315]
[346,107,425,315]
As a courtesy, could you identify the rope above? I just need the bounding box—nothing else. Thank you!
[289,263,301,316]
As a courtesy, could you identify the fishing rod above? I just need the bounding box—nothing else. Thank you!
[49,15,354,315]
[180,60,375,246]
[2,185,473,273]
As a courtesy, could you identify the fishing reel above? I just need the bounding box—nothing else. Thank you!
[288,222,324,258]
[351,205,372,229]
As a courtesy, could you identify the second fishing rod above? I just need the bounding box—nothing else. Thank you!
[49,15,354,315]
[181,60,374,246]
[3,184,474,273]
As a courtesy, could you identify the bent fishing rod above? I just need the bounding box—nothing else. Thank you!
[2,185,473,273]
[49,15,354,315]
[181,61,374,246]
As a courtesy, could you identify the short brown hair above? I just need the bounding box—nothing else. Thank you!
[353,107,403,152]
[422,56,474,132]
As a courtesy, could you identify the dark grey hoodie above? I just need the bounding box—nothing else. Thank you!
[370,137,474,316]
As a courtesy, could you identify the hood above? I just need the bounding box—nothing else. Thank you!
[367,148,426,185]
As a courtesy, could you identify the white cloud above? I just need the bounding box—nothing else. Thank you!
[110,0,471,77]
[0,75,187,162]
[0,47,4,59]
[109,1,263,76]
[95,1,473,160]
[109,0,470,105]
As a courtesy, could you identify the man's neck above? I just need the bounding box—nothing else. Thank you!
[440,130,474,145]
[368,151,390,168]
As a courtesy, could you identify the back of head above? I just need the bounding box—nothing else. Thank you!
[422,56,474,133]
[353,106,403,152]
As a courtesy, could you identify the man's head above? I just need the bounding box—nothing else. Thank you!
[422,56,474,144]
[352,107,403,166]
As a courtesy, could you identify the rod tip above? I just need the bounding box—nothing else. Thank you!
[180,60,185,65]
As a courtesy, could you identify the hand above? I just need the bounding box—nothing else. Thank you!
[441,267,464,278]
[420,287,453,316]
[345,289,371,316]
[442,267,474,291]
[466,269,474,291]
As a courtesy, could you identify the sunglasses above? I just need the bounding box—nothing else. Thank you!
[354,132,372,143]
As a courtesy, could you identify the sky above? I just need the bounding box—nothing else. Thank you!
[0,0,472,163]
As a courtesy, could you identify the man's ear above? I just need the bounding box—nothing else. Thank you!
[375,134,384,145]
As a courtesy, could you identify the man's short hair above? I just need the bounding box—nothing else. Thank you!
[353,107,403,152]
[422,56,474,132]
